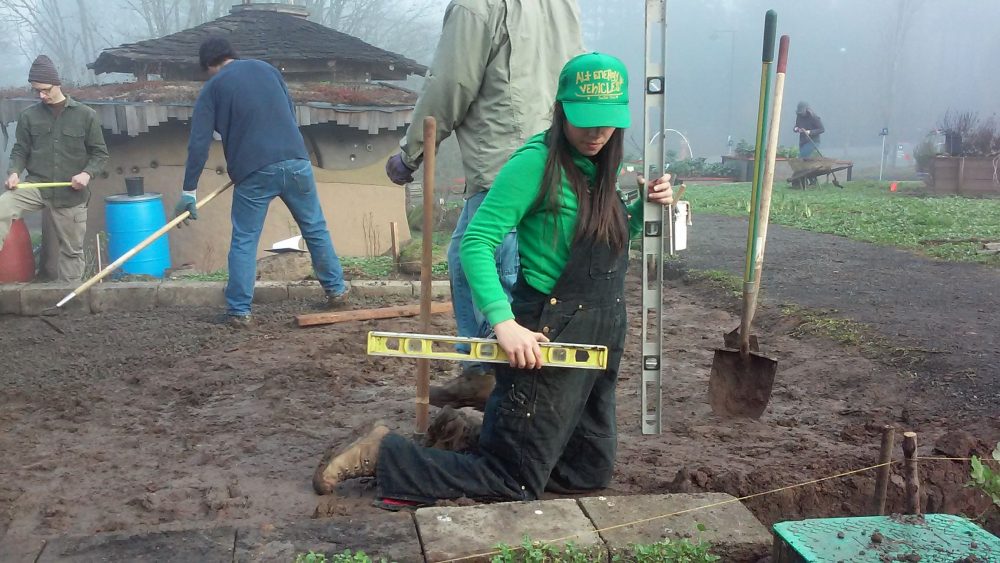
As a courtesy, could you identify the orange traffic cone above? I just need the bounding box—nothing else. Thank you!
[0,218,35,282]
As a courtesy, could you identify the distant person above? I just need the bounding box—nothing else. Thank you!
[1,55,109,282]
[794,101,825,159]
[177,37,350,328]
[383,0,584,410]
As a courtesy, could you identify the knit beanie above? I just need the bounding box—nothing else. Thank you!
[28,55,61,86]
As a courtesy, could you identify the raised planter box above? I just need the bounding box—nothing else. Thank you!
[721,156,794,182]
[929,155,1000,196]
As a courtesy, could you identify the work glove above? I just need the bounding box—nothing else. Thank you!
[174,190,198,226]
[385,152,416,185]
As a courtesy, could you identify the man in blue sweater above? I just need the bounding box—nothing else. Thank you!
[177,37,350,327]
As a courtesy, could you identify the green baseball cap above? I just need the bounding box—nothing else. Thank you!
[557,52,630,129]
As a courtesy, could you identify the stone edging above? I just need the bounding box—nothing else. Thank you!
[0,280,449,316]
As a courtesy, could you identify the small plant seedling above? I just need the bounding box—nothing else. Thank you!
[968,442,1000,507]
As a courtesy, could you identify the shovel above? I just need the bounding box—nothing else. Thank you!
[708,32,789,419]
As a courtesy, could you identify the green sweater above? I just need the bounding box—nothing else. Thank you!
[7,97,109,208]
[461,133,644,326]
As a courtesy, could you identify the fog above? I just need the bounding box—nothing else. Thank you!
[1,0,997,175]
[579,0,1000,169]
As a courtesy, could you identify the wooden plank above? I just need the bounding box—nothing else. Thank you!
[295,301,452,327]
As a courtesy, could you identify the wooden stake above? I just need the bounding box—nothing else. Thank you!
[416,116,436,434]
[389,221,400,273]
[872,425,895,515]
[902,431,920,515]
[295,301,452,327]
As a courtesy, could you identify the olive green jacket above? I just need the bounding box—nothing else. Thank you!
[6,97,109,207]
[400,0,584,194]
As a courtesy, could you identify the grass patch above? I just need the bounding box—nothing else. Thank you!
[687,269,742,297]
[780,304,877,347]
[172,269,228,281]
[685,180,1000,265]
[340,255,395,278]
[779,304,937,371]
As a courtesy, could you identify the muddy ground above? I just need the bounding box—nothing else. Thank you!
[1,261,997,550]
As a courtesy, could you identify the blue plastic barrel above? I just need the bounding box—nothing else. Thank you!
[105,193,171,277]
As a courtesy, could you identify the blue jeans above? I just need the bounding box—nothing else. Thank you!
[226,159,346,316]
[447,190,519,369]
[800,140,819,159]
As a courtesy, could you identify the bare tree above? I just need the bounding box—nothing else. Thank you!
[879,0,923,163]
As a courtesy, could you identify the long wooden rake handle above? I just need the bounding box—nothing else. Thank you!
[55,181,234,308]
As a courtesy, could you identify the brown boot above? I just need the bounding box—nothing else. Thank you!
[312,420,390,495]
[423,406,483,452]
[429,366,495,411]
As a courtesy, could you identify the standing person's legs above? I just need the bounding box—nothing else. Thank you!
[447,190,488,352]
[0,188,46,248]
[277,159,348,300]
[225,164,281,318]
[48,203,88,282]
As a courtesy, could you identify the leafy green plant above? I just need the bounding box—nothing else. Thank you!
[295,552,328,563]
[968,442,1000,507]
[734,139,755,158]
[489,536,592,563]
[490,529,718,562]
[294,549,390,563]
[777,145,799,159]
[617,538,720,563]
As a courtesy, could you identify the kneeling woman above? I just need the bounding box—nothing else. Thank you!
[313,53,674,504]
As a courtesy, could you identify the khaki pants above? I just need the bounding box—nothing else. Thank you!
[0,187,87,282]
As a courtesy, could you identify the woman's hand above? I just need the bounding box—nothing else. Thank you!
[493,319,549,369]
[640,173,674,206]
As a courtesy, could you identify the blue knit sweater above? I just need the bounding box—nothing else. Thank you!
[183,59,308,190]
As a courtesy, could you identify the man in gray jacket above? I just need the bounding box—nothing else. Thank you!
[385,0,583,409]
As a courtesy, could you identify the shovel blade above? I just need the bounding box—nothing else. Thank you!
[723,328,759,352]
[708,348,777,418]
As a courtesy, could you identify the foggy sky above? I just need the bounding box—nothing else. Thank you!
[580,0,1000,164]
[2,0,997,169]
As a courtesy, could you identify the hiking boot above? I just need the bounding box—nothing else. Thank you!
[227,314,253,328]
[325,287,351,310]
[429,365,495,411]
[312,420,390,495]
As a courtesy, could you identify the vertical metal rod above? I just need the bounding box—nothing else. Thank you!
[879,135,887,181]
[902,431,920,515]
[641,0,667,435]
[873,425,895,515]
[416,116,436,434]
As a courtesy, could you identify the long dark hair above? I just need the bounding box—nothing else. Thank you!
[534,102,627,254]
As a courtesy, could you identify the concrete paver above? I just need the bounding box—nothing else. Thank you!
[288,281,326,300]
[0,283,23,315]
[89,281,158,313]
[235,514,423,563]
[38,527,236,562]
[416,499,605,563]
[20,283,89,315]
[157,281,227,308]
[0,536,46,563]
[252,281,289,304]
[351,280,414,298]
[578,493,771,562]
